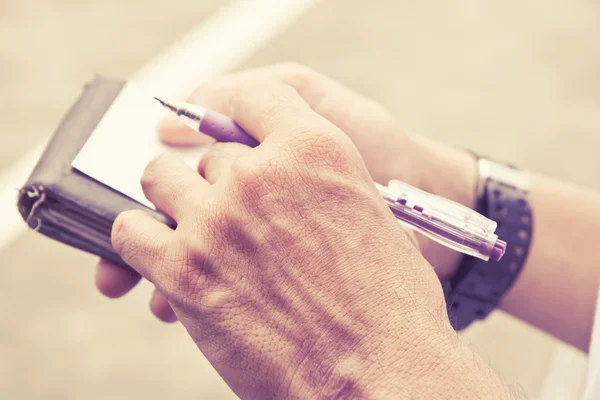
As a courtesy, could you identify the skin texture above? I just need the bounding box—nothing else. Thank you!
[95,62,600,395]
[109,76,510,398]
[96,63,478,323]
[497,174,600,351]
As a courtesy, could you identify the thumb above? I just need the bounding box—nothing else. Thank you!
[157,113,215,147]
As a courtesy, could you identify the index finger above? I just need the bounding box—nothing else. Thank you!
[224,79,333,143]
[157,64,328,147]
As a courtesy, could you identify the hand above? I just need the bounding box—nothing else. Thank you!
[156,63,478,275]
[95,63,478,322]
[110,79,505,398]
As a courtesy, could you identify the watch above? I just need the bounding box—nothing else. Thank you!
[444,157,533,330]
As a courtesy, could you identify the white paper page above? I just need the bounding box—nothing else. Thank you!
[72,82,208,209]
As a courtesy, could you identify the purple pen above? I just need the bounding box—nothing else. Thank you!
[154,97,259,148]
[155,98,505,262]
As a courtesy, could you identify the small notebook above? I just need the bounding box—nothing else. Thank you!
[17,76,206,268]
[72,82,208,209]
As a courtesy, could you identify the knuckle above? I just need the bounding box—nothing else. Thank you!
[110,213,128,253]
[231,80,294,122]
[111,210,142,255]
[139,173,158,195]
[230,154,257,183]
[197,151,214,177]
[141,153,174,189]
[232,156,284,206]
[188,78,227,103]
[143,153,199,209]
[160,238,199,288]
[292,130,355,173]
[146,152,176,171]
[229,80,253,102]
[174,253,208,297]
[197,288,236,313]
[165,231,219,302]
[276,62,314,81]
[198,142,230,177]
[229,80,264,113]
[203,203,231,237]
[199,142,239,175]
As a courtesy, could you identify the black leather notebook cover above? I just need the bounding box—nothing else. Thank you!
[17,76,174,268]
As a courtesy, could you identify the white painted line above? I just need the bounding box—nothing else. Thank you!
[136,0,324,100]
[0,0,323,250]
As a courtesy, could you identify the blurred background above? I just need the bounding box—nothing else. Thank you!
[1,0,599,398]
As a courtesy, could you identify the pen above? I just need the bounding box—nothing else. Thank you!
[154,97,506,262]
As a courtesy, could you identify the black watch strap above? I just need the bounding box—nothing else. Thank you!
[445,158,533,330]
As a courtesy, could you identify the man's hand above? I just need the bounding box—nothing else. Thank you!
[95,64,478,323]
[118,79,448,396]
[108,79,508,398]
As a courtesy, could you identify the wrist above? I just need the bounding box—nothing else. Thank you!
[285,328,511,399]
[372,328,512,399]
[419,338,514,399]
[407,134,478,209]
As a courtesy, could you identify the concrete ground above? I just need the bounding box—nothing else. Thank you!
[2,0,600,398]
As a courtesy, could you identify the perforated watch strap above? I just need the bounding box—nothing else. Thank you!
[445,172,533,330]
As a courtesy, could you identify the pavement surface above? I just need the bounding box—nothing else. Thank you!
[2,1,600,398]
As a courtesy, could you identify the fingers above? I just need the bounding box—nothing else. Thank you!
[96,259,177,323]
[226,80,326,143]
[187,63,318,115]
[164,80,320,145]
[198,142,251,184]
[150,289,178,323]
[157,114,215,147]
[157,63,328,147]
[141,153,209,220]
[95,259,141,298]
[111,209,173,283]
[96,259,178,323]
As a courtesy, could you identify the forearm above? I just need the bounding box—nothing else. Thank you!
[500,174,600,351]
[398,134,600,351]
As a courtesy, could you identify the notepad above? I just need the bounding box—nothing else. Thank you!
[72,82,208,209]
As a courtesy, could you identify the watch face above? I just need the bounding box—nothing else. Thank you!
[478,159,530,195]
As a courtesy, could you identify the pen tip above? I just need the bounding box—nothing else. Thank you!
[153,96,176,112]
